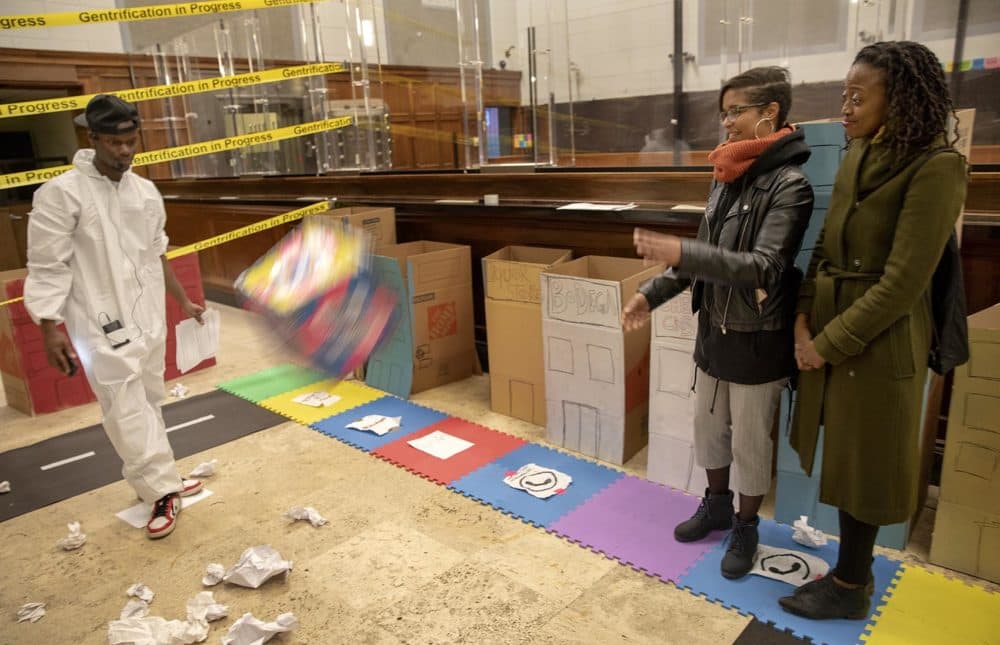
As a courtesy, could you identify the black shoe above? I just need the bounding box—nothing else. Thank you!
[674,489,735,543]
[720,514,759,579]
[778,574,872,620]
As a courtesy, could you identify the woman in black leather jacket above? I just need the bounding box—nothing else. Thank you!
[621,66,814,580]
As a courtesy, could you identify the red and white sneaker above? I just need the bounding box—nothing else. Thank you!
[146,493,181,539]
[180,479,203,497]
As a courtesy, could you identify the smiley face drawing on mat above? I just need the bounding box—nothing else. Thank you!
[502,463,573,499]
[751,544,831,587]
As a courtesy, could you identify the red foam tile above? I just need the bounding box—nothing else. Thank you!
[372,417,526,485]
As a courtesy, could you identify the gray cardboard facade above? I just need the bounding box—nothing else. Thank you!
[540,256,662,465]
[647,289,708,493]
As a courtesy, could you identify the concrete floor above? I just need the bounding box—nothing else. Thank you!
[0,302,992,644]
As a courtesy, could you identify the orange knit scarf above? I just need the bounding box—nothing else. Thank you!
[708,125,796,183]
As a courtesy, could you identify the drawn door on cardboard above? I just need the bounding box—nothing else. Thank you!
[562,401,599,455]
[509,380,534,421]
[365,255,414,398]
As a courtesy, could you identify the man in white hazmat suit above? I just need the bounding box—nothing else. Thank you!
[24,95,205,539]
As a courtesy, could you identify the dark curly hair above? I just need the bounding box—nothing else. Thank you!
[719,66,792,127]
[853,41,960,162]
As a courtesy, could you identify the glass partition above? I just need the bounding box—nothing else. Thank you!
[113,0,998,174]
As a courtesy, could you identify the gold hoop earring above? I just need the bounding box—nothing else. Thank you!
[754,118,774,140]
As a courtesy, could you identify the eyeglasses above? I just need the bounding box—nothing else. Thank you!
[719,103,767,122]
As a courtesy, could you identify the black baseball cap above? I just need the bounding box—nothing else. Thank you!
[73,94,140,134]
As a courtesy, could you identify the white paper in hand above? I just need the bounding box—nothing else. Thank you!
[56,521,87,550]
[407,430,473,460]
[346,415,402,436]
[285,506,328,527]
[503,463,572,499]
[16,602,45,623]
[175,308,220,374]
[221,612,298,645]
[750,544,831,587]
[223,545,292,589]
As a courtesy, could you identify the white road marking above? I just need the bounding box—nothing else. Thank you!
[166,414,215,433]
[40,451,96,471]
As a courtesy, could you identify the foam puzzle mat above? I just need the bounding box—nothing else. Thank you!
[218,363,326,402]
[222,365,1000,644]
[678,519,903,644]
[861,565,1000,644]
[311,396,448,452]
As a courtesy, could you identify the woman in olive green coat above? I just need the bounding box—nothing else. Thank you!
[780,41,968,620]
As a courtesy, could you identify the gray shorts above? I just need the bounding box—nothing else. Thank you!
[693,367,786,497]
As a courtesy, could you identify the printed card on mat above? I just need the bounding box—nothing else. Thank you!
[750,544,830,587]
[503,463,572,499]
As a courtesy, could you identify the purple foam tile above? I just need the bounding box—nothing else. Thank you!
[549,475,723,582]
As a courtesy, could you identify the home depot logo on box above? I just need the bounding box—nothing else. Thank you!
[428,302,458,339]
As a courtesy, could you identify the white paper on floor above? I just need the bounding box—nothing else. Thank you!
[56,521,87,550]
[185,591,228,623]
[116,489,214,529]
[175,308,220,374]
[188,459,218,478]
[792,515,828,548]
[16,602,45,623]
[107,615,207,645]
[346,414,402,436]
[292,391,341,407]
[223,545,293,589]
[221,612,298,645]
[169,383,190,398]
[503,463,573,499]
[0,480,10,493]
[120,599,150,620]
[127,582,155,603]
[202,563,225,587]
[750,544,831,587]
[108,591,227,644]
[408,430,474,460]
[285,506,328,527]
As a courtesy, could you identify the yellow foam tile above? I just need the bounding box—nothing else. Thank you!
[259,378,384,425]
[862,565,1000,644]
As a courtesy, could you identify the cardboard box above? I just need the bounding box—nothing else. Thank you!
[937,303,1000,514]
[929,499,1000,583]
[365,241,477,397]
[646,289,708,493]
[308,206,396,251]
[1,253,214,416]
[540,256,662,465]
[483,246,572,426]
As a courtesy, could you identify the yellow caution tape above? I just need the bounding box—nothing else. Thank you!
[165,200,331,258]
[0,62,346,119]
[1,0,320,30]
[1,200,333,308]
[0,115,353,191]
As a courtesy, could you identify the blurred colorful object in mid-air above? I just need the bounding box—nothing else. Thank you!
[234,217,400,378]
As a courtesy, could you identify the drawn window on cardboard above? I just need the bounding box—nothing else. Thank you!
[655,346,695,398]
[587,344,614,383]
[548,336,574,374]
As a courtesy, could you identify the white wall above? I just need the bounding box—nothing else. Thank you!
[0,0,125,53]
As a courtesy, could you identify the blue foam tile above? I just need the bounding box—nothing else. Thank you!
[310,396,447,452]
[449,443,625,529]
[677,519,902,645]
